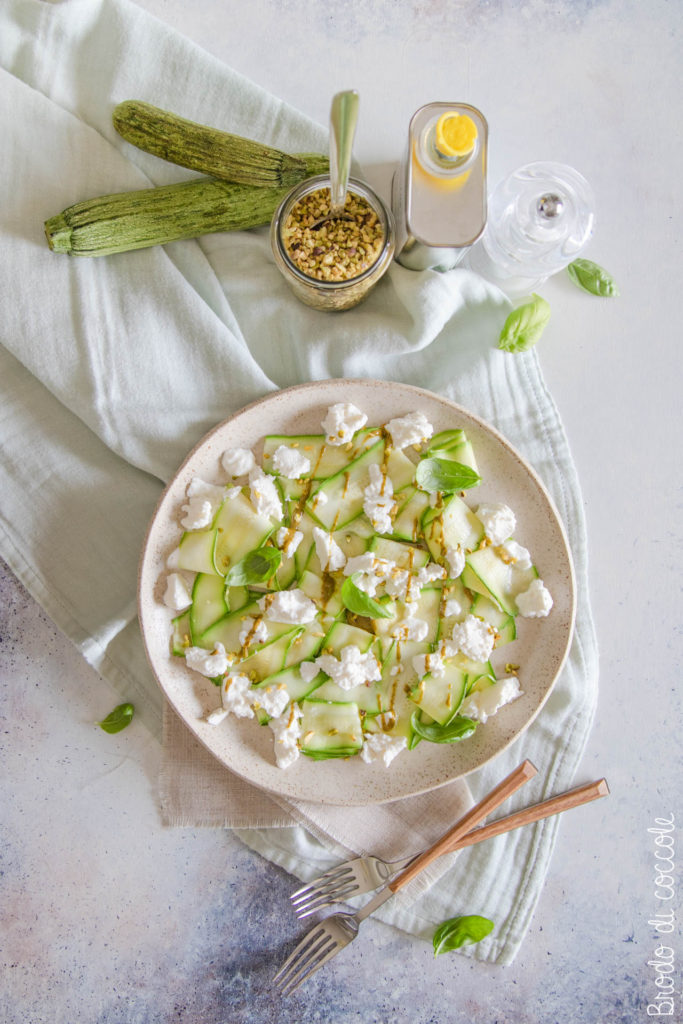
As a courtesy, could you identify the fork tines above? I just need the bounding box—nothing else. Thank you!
[273,923,341,995]
[290,866,359,917]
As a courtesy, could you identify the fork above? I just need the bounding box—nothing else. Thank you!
[274,758,537,994]
[290,777,610,918]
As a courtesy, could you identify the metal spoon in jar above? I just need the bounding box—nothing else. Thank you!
[312,90,359,227]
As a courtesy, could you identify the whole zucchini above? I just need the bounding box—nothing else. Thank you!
[44,154,328,257]
[113,100,310,188]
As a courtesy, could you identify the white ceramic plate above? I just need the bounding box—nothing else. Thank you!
[138,379,575,806]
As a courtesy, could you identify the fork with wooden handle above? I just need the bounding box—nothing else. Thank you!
[274,759,537,995]
[290,777,610,918]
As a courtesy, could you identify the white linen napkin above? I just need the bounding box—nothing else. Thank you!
[0,0,598,964]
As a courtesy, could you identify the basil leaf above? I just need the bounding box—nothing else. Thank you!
[341,575,393,619]
[415,457,480,494]
[225,546,281,586]
[410,710,477,744]
[498,293,551,353]
[433,915,494,955]
[567,258,619,297]
[98,702,134,734]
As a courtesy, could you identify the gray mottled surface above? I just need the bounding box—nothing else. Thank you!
[3,0,682,1020]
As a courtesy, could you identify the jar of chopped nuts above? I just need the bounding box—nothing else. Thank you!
[270,175,395,311]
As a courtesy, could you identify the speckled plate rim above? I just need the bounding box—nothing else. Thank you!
[138,379,576,806]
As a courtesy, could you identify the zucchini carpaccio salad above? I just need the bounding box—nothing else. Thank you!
[162,402,553,769]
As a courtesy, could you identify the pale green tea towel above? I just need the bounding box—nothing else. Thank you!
[0,0,598,964]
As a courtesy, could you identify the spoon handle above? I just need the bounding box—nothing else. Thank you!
[329,90,359,216]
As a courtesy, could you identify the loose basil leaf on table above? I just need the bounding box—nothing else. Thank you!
[433,915,495,955]
[567,258,619,296]
[225,546,282,586]
[415,457,480,494]
[341,575,393,619]
[498,293,551,353]
[410,710,477,744]
[98,702,135,734]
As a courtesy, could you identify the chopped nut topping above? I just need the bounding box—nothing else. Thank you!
[282,188,385,282]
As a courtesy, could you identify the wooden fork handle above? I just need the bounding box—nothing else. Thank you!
[445,778,610,854]
[389,759,537,892]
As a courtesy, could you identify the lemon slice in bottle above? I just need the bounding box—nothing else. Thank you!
[434,112,478,159]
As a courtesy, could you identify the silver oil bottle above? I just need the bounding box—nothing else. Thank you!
[392,102,488,271]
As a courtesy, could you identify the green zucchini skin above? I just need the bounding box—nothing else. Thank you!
[44,154,328,257]
[113,100,309,188]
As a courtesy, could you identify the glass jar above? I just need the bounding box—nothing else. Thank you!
[270,175,395,311]
[465,161,595,296]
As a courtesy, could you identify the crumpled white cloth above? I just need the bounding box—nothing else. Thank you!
[0,0,598,964]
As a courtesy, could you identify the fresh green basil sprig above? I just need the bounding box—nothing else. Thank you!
[225,545,281,586]
[567,258,619,296]
[433,915,495,955]
[415,457,480,494]
[341,575,393,619]
[98,702,135,734]
[498,293,551,353]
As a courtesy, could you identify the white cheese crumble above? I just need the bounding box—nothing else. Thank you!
[460,676,522,723]
[186,477,227,504]
[343,553,394,596]
[221,672,255,718]
[163,572,192,611]
[393,616,429,642]
[276,527,304,559]
[314,645,382,691]
[253,683,290,720]
[411,649,446,680]
[444,596,463,619]
[450,614,496,662]
[206,708,230,726]
[516,578,553,618]
[180,477,226,530]
[185,642,230,677]
[502,539,532,569]
[221,447,256,477]
[363,463,395,535]
[416,562,447,586]
[360,732,407,767]
[476,502,517,545]
[166,547,181,569]
[259,589,317,624]
[383,567,411,602]
[321,402,368,446]
[344,552,383,576]
[271,444,311,479]
[180,496,214,530]
[385,410,433,450]
[248,466,283,521]
[312,526,347,572]
[445,545,466,579]
[299,660,321,684]
[269,703,303,769]
[238,616,269,647]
